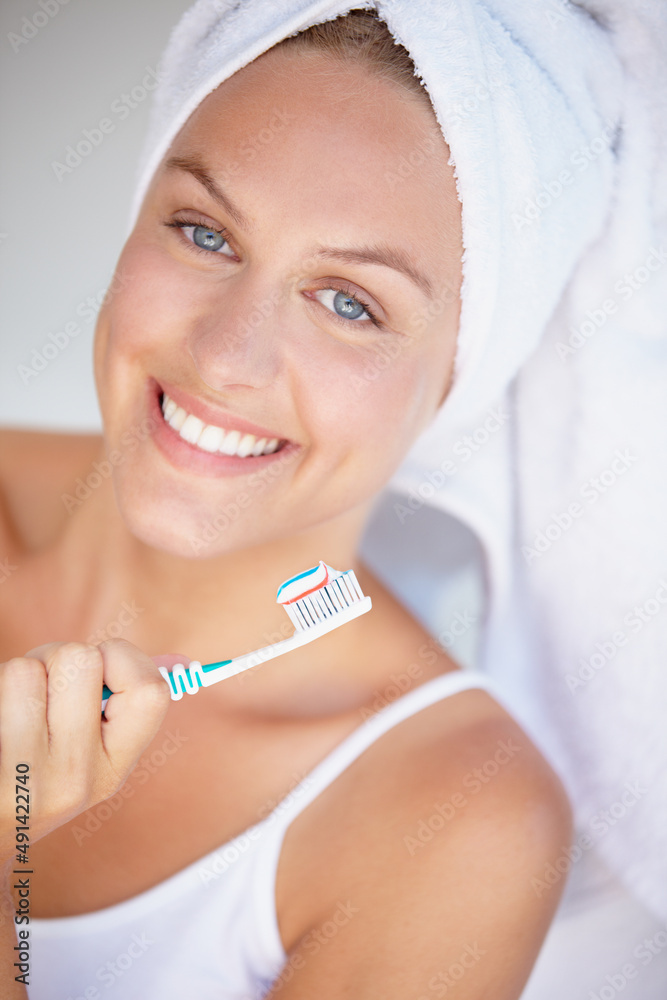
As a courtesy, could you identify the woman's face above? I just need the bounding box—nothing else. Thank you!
[94,45,462,557]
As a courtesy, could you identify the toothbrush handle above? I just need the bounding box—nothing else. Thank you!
[99,660,233,710]
[101,653,260,708]
[101,595,372,709]
[101,626,322,708]
[99,663,209,710]
[168,596,372,699]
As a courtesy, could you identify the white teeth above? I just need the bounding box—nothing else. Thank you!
[236,433,256,458]
[168,406,187,431]
[219,429,241,456]
[179,414,205,444]
[160,393,283,458]
[196,425,225,453]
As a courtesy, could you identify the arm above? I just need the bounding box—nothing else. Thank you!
[266,703,572,999]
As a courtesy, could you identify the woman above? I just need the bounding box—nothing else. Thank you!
[0,7,573,1000]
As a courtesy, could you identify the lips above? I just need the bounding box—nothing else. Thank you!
[155,378,290,445]
[162,392,284,458]
[146,377,299,478]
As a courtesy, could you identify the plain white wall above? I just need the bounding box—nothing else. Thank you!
[0,0,193,430]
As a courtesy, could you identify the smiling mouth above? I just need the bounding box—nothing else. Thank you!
[159,392,288,458]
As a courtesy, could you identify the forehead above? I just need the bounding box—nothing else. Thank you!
[164,46,461,271]
[182,44,436,135]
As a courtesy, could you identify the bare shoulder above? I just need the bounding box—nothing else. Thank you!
[274,686,572,999]
[0,426,103,550]
[349,686,571,893]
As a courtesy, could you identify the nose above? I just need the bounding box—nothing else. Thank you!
[187,279,284,392]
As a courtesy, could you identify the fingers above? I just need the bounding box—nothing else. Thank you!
[97,639,171,779]
[18,639,171,796]
[0,639,172,856]
[0,657,50,863]
[31,643,106,755]
[0,656,48,766]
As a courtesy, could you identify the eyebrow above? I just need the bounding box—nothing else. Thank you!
[165,155,252,230]
[164,155,434,299]
[310,244,433,299]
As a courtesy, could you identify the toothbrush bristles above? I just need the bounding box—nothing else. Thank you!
[287,570,365,632]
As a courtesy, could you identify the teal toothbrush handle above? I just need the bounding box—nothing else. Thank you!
[101,658,233,708]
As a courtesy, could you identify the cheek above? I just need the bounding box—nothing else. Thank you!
[104,242,195,358]
[350,329,455,443]
[297,332,434,487]
[94,240,202,418]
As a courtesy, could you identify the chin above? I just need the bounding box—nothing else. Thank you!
[111,468,289,560]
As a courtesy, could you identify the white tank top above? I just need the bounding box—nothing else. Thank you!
[27,670,497,1000]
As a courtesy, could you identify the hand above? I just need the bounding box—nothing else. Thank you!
[0,638,171,866]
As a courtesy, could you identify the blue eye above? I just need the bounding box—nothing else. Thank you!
[314,287,374,323]
[184,224,236,257]
[333,291,366,320]
[191,225,227,251]
[165,218,235,257]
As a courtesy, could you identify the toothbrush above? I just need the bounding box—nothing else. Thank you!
[100,562,371,710]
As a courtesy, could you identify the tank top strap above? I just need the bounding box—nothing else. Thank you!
[248,669,503,972]
[266,669,500,834]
